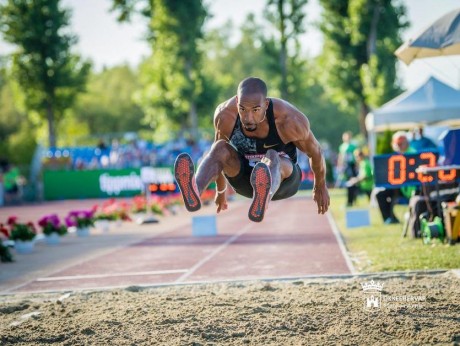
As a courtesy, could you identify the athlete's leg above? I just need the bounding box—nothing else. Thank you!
[261,149,293,197]
[248,149,293,222]
[174,140,240,212]
[195,140,241,194]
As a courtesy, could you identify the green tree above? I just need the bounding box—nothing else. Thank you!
[288,59,360,150]
[376,128,393,154]
[73,65,146,136]
[264,0,308,100]
[202,16,274,100]
[111,0,153,22]
[113,0,213,141]
[0,58,32,164]
[202,17,359,150]
[0,0,90,148]
[318,0,408,136]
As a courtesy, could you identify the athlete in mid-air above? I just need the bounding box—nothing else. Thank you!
[174,77,330,222]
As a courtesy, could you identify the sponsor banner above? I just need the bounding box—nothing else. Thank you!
[43,168,175,200]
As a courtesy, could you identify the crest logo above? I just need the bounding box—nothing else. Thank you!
[361,280,384,311]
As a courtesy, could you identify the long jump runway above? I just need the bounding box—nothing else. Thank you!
[3,197,352,294]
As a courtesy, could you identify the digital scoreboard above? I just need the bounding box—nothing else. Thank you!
[373,152,460,188]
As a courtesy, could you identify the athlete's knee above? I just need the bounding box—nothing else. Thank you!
[280,159,294,179]
[265,149,279,161]
[209,140,235,160]
[211,139,229,151]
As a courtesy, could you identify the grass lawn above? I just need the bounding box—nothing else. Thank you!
[327,188,460,273]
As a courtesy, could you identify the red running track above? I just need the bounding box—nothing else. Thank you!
[4,197,352,293]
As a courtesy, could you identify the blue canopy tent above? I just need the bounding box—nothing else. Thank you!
[365,76,460,155]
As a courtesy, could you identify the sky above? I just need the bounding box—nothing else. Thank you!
[1,0,460,91]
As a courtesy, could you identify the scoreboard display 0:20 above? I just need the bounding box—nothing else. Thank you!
[373,152,459,188]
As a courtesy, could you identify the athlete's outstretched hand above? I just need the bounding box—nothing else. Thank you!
[215,192,228,213]
[313,184,330,214]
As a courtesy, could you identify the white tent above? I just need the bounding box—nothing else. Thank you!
[366,76,460,132]
[366,76,460,155]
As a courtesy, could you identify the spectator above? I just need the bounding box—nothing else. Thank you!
[346,149,373,201]
[337,131,358,205]
[376,131,416,224]
[97,139,108,151]
[410,127,438,152]
[3,163,22,204]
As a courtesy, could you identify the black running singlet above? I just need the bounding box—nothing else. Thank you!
[228,99,297,167]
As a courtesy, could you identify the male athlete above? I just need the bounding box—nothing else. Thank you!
[174,77,330,222]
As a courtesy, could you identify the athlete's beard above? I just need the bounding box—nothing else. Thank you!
[243,124,257,132]
[242,111,266,132]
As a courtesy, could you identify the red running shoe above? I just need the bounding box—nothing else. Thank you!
[174,153,201,212]
[248,162,272,222]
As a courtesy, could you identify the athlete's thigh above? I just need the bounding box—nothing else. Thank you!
[224,151,253,198]
[272,163,302,200]
[219,142,242,177]
[279,156,294,180]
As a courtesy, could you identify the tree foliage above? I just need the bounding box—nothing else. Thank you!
[264,0,308,100]
[0,0,90,147]
[318,0,408,136]
[202,16,273,100]
[376,128,394,154]
[73,65,146,136]
[0,59,28,163]
[111,0,153,22]
[202,15,358,150]
[113,0,215,141]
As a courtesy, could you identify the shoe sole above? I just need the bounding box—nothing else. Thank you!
[248,162,272,222]
[174,153,201,212]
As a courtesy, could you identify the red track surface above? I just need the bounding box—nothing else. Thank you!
[0,197,351,294]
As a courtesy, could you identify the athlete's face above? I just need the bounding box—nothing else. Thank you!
[237,93,268,132]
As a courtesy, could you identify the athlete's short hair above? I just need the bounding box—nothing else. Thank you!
[237,77,267,98]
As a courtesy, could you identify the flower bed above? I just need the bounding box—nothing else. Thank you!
[0,191,201,261]
[38,214,68,236]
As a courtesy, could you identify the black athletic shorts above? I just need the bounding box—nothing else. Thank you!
[225,152,302,201]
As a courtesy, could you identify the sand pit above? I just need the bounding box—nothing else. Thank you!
[1,271,459,345]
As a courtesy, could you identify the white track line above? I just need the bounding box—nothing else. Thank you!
[4,225,181,294]
[326,211,356,274]
[175,222,253,283]
[36,269,189,282]
[1,270,449,296]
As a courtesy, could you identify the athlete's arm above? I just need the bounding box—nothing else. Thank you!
[212,98,236,212]
[275,100,330,214]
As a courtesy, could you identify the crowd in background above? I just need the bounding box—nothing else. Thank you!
[43,136,319,180]
[45,137,213,171]
[0,127,445,213]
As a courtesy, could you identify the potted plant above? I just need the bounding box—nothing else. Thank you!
[163,193,183,215]
[0,223,13,262]
[114,201,132,226]
[131,195,147,214]
[65,210,94,237]
[7,216,37,253]
[93,199,132,231]
[93,201,117,232]
[38,214,68,245]
[150,202,165,216]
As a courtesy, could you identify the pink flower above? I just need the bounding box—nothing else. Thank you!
[7,216,17,226]
[27,222,37,233]
[0,223,9,238]
[65,210,94,228]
